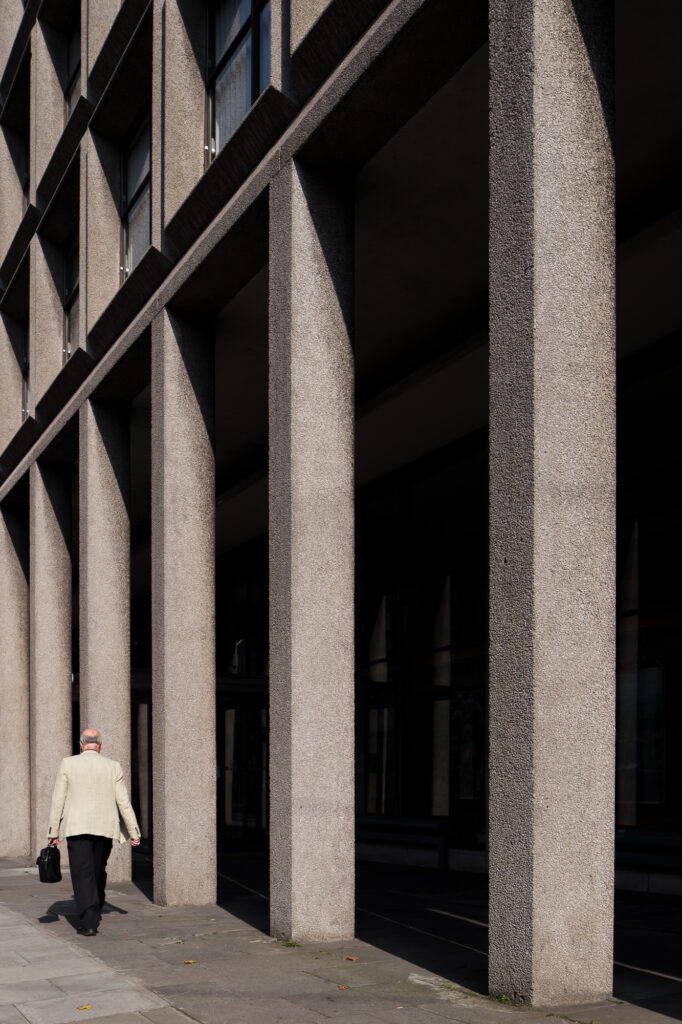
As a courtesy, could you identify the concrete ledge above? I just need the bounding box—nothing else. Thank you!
[35,150,79,247]
[165,86,297,255]
[292,0,487,170]
[0,3,37,115]
[0,204,38,294]
[291,0,389,101]
[35,349,93,428]
[35,98,92,210]
[0,248,29,320]
[87,246,173,359]
[0,416,40,481]
[88,0,152,104]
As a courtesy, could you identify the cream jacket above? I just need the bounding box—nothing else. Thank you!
[48,751,141,845]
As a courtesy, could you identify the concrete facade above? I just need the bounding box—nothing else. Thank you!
[0,0,675,1009]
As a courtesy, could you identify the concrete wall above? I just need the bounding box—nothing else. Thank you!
[31,21,64,199]
[0,128,25,266]
[0,2,24,81]
[157,0,205,231]
[0,315,24,452]
[82,130,120,337]
[29,235,64,408]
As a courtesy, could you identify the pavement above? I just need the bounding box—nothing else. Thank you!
[0,855,680,1024]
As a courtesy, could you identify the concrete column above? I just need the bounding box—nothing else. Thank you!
[151,308,216,906]
[29,461,73,857]
[0,505,30,857]
[489,0,615,1008]
[79,398,132,882]
[268,159,355,941]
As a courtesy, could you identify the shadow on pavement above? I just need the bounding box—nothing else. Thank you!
[613,889,682,1021]
[38,895,130,931]
[131,848,682,1017]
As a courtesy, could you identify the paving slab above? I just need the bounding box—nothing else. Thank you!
[0,979,64,1006]
[15,987,166,1024]
[140,1008,196,1023]
[0,1004,34,1024]
[150,985,328,1024]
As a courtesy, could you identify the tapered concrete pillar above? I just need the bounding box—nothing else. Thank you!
[151,309,216,906]
[489,0,615,1008]
[0,506,30,857]
[269,160,355,941]
[80,399,132,882]
[30,462,73,857]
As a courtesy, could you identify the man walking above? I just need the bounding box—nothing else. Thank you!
[47,728,141,936]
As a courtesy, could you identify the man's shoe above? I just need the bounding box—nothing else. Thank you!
[77,927,97,936]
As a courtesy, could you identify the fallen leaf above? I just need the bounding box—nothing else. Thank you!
[342,955,359,962]
[338,984,349,990]
[183,960,196,964]
[77,1006,91,1011]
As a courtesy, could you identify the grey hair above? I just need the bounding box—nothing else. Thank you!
[80,729,102,746]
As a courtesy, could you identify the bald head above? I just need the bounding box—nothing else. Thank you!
[80,729,102,750]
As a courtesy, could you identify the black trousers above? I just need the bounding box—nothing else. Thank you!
[67,834,113,930]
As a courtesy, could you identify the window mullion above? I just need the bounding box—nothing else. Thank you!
[211,14,253,86]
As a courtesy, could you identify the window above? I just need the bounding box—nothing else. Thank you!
[206,0,271,161]
[20,327,29,422]
[121,118,151,280]
[63,236,79,364]
[65,24,80,124]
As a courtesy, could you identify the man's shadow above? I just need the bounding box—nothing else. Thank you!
[39,898,129,931]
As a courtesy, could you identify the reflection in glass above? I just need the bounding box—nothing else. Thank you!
[208,1,270,161]
[259,3,271,95]
[63,236,79,363]
[127,125,151,201]
[20,325,29,421]
[124,186,150,276]
[214,35,251,153]
[64,292,79,361]
[368,595,388,683]
[366,704,394,814]
[215,0,250,65]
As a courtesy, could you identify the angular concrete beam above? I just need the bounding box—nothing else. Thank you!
[29,460,73,856]
[269,159,355,941]
[0,505,30,857]
[79,397,132,881]
[488,0,615,1007]
[151,308,216,906]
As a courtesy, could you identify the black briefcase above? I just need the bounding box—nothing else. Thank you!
[36,844,62,883]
